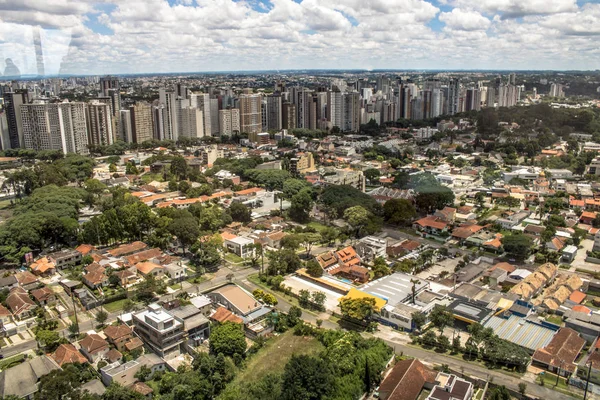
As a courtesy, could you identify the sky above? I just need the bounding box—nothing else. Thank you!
[1,0,600,76]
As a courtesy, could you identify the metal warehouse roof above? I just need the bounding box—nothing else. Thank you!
[483,314,557,352]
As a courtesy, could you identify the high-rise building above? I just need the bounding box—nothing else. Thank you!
[190,93,212,137]
[120,109,133,143]
[210,99,219,136]
[152,104,165,140]
[3,90,29,148]
[549,83,565,98]
[21,101,89,154]
[295,88,313,129]
[218,108,240,136]
[465,88,481,111]
[265,94,282,131]
[99,76,119,97]
[239,92,262,134]
[130,102,154,143]
[159,89,177,141]
[0,111,9,150]
[181,107,204,139]
[447,79,460,115]
[342,92,360,132]
[86,100,114,146]
[327,90,342,129]
[282,102,296,130]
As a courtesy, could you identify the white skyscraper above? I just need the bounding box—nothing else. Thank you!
[181,107,204,139]
[219,108,240,136]
[190,93,212,137]
[87,100,114,146]
[21,101,89,154]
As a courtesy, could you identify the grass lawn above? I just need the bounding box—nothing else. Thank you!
[538,374,581,398]
[307,221,328,232]
[0,354,25,371]
[186,275,208,284]
[545,315,563,325]
[103,298,131,313]
[235,330,324,384]
[224,253,244,264]
[0,200,12,210]
[140,173,165,184]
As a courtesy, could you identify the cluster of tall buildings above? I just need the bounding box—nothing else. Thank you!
[0,73,526,153]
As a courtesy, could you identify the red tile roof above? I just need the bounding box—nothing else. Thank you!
[51,344,88,366]
[414,216,447,230]
[378,359,437,400]
[210,306,243,324]
[532,328,585,374]
[569,290,586,305]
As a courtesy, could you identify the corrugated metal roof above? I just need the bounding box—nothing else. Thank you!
[483,314,556,352]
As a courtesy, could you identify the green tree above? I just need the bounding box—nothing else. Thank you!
[289,188,313,223]
[35,329,61,352]
[228,201,252,223]
[501,233,533,259]
[281,355,334,400]
[170,156,188,180]
[372,257,391,279]
[168,216,200,255]
[436,334,450,352]
[383,198,417,225]
[267,249,302,275]
[429,305,454,334]
[339,297,377,321]
[306,260,324,278]
[321,227,339,246]
[209,321,247,358]
[488,386,511,400]
[411,311,427,332]
[364,168,381,184]
[344,205,371,238]
[35,365,82,400]
[287,306,303,326]
[95,310,108,327]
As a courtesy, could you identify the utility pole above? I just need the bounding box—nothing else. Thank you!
[583,361,592,400]
[71,293,79,335]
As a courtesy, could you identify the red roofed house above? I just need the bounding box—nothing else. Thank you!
[210,306,243,324]
[434,206,457,223]
[580,211,598,225]
[413,216,449,238]
[6,287,36,320]
[335,246,361,267]
[31,287,56,306]
[104,324,134,352]
[532,327,586,377]
[79,334,110,363]
[52,343,88,366]
[378,359,437,400]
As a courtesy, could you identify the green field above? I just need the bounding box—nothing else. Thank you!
[306,221,328,232]
[235,330,324,383]
[103,298,131,313]
[224,253,244,264]
[0,354,25,371]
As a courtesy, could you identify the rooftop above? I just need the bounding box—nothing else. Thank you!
[360,273,428,307]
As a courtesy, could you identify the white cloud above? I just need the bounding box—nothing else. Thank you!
[439,8,491,31]
[1,0,599,74]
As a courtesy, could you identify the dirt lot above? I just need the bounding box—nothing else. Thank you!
[282,275,345,311]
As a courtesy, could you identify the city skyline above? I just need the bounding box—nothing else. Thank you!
[1,0,600,76]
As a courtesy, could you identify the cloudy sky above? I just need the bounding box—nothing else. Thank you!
[1,0,599,76]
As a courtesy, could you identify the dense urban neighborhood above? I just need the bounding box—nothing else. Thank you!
[1,71,600,400]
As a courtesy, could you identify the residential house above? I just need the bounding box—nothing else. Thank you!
[315,251,338,271]
[100,353,166,387]
[15,271,39,290]
[580,211,597,225]
[355,236,387,261]
[30,287,56,306]
[79,334,110,363]
[427,373,473,400]
[132,304,185,357]
[377,359,437,400]
[210,306,244,324]
[387,239,421,258]
[6,287,36,320]
[335,246,361,268]
[434,206,456,223]
[104,324,134,352]
[0,275,18,291]
[222,233,255,258]
[208,285,261,317]
[0,304,12,332]
[131,382,154,399]
[124,248,167,266]
[29,257,56,276]
[413,216,449,238]
[114,269,139,287]
[451,225,484,244]
[75,244,97,256]
[83,270,109,290]
[169,305,211,346]
[47,250,82,269]
[328,264,370,283]
[107,241,148,258]
[51,343,88,367]
[0,355,60,399]
[164,263,186,280]
[135,262,165,278]
[532,327,586,377]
